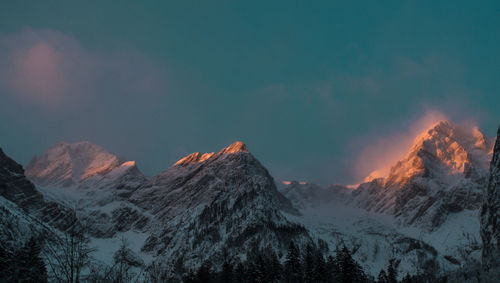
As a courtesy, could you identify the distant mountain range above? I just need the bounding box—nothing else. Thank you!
[1,120,499,281]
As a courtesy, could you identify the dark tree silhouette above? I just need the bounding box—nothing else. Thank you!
[284,241,302,282]
[303,244,315,282]
[337,245,368,283]
[378,269,388,283]
[0,237,48,283]
[386,259,398,283]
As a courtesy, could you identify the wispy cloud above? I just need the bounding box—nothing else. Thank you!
[0,28,166,109]
[352,110,448,183]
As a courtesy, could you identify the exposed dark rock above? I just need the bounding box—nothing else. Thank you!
[481,125,500,270]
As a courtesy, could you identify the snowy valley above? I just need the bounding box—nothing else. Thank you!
[1,120,500,282]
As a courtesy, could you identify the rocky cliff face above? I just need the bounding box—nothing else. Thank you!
[131,141,310,269]
[25,142,149,238]
[26,141,121,187]
[20,141,311,272]
[279,121,493,273]
[0,148,74,244]
[351,121,491,230]
[0,148,43,208]
[481,125,500,270]
[26,141,146,197]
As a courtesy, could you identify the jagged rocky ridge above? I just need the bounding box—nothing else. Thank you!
[130,141,310,268]
[481,125,500,270]
[350,121,491,229]
[280,121,494,276]
[20,141,311,273]
[0,148,74,234]
[1,120,497,279]
[25,142,150,238]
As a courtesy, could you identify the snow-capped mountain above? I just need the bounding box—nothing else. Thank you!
[25,141,150,238]
[18,141,311,276]
[481,125,500,270]
[26,141,122,187]
[26,141,146,198]
[351,121,492,229]
[2,121,497,280]
[279,120,494,277]
[131,141,311,269]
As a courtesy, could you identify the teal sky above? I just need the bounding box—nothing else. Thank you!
[1,1,499,185]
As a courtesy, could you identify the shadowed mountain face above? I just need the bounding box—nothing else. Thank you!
[0,148,75,246]
[131,141,310,268]
[1,122,497,278]
[0,148,43,208]
[18,140,310,274]
[481,125,500,270]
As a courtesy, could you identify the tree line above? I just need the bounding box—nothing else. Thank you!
[0,212,451,283]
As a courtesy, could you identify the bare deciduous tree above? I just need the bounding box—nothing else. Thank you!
[43,208,95,283]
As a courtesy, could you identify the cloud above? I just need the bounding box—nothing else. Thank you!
[351,110,456,183]
[10,41,66,102]
[354,110,477,184]
[0,28,166,108]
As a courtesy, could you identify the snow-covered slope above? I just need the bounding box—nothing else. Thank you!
[350,121,491,229]
[481,124,500,270]
[3,123,495,279]
[26,141,146,197]
[19,141,311,276]
[26,141,122,187]
[279,181,350,208]
[0,147,74,232]
[25,142,150,238]
[279,121,493,277]
[0,148,48,250]
[131,141,311,270]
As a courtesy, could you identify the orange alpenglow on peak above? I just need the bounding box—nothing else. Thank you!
[174,152,215,166]
[219,141,248,154]
[173,141,248,166]
[360,119,492,186]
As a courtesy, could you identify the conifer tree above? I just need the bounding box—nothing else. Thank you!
[195,262,213,283]
[337,245,367,283]
[326,254,341,281]
[386,259,398,283]
[221,260,233,283]
[249,254,266,283]
[284,241,302,283]
[15,237,48,283]
[234,261,246,283]
[0,246,13,282]
[378,269,388,283]
[313,250,328,283]
[401,273,413,283]
[303,244,315,283]
[268,251,283,282]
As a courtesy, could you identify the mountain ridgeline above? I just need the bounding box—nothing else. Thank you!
[10,140,311,279]
[0,120,499,282]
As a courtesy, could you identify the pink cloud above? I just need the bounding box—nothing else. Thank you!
[0,28,166,109]
[10,41,66,103]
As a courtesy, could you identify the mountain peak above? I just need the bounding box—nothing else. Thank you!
[26,141,122,186]
[219,141,248,154]
[173,141,248,167]
[363,121,492,186]
[174,152,215,166]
